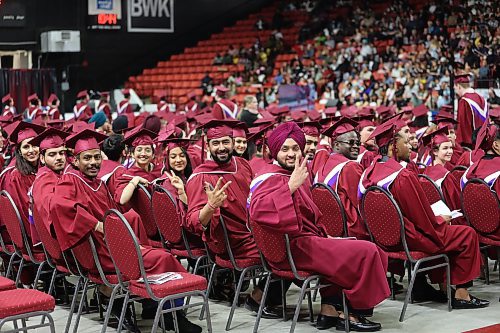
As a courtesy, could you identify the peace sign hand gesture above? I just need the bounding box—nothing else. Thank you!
[204,177,232,209]
[288,156,308,194]
[165,170,185,193]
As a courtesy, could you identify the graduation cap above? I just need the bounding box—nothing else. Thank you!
[453,73,470,84]
[268,105,290,116]
[28,94,39,103]
[322,117,359,139]
[307,109,321,121]
[67,121,95,134]
[200,119,241,140]
[122,127,157,147]
[434,113,457,129]
[290,110,306,122]
[157,123,184,142]
[376,105,394,119]
[100,91,110,98]
[8,121,45,145]
[213,85,229,97]
[324,107,338,117]
[412,104,429,118]
[76,90,88,99]
[233,122,248,138]
[421,127,450,148]
[47,94,59,105]
[47,119,66,130]
[368,121,397,148]
[474,122,498,151]
[0,115,14,126]
[358,119,376,129]
[2,94,12,104]
[247,123,275,145]
[65,129,107,155]
[340,105,358,117]
[358,107,375,118]
[401,105,413,114]
[163,137,196,151]
[439,105,453,114]
[29,127,69,151]
[142,114,162,134]
[297,121,321,137]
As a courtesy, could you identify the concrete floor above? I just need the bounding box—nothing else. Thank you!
[2,261,500,333]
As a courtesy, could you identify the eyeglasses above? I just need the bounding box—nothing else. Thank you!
[335,139,361,146]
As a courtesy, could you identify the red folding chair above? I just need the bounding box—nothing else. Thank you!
[417,174,445,205]
[311,183,348,237]
[103,209,211,333]
[0,287,55,333]
[248,218,349,333]
[461,178,500,283]
[0,191,49,287]
[151,184,208,274]
[360,186,451,322]
[129,184,161,241]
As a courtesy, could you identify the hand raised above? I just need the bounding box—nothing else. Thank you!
[288,156,308,194]
[165,171,185,192]
[204,177,232,209]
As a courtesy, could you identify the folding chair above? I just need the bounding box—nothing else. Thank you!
[0,287,55,333]
[151,184,208,275]
[249,218,349,333]
[311,183,348,237]
[360,186,451,322]
[0,224,17,279]
[417,174,445,205]
[129,184,161,241]
[461,178,500,284]
[0,191,50,288]
[103,209,212,333]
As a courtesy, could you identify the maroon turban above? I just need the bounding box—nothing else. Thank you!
[268,122,305,160]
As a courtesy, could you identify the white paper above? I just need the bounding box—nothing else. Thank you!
[430,200,452,216]
[451,210,463,219]
[138,272,183,285]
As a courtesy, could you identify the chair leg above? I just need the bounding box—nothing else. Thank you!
[117,291,130,333]
[281,279,287,322]
[47,269,57,296]
[200,263,216,320]
[185,256,206,312]
[312,285,319,302]
[290,280,310,333]
[390,272,396,300]
[307,288,314,323]
[226,266,252,331]
[6,253,16,279]
[342,292,349,333]
[152,298,168,333]
[15,257,25,286]
[73,278,89,333]
[253,274,271,333]
[101,285,120,333]
[171,299,180,333]
[33,262,46,289]
[20,318,28,333]
[483,252,490,285]
[64,277,82,333]
[446,260,452,313]
[400,261,420,322]
[203,292,213,333]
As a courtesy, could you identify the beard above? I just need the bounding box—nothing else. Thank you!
[277,158,295,172]
[211,149,232,164]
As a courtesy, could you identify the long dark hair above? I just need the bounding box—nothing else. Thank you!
[164,147,193,179]
[14,148,38,175]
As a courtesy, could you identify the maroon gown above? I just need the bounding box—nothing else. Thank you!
[51,166,184,274]
[98,159,126,200]
[456,92,488,148]
[185,157,259,260]
[315,153,369,239]
[248,162,390,310]
[32,166,62,236]
[359,157,481,285]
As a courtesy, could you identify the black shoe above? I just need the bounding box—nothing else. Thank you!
[452,295,490,309]
[244,295,282,319]
[109,299,141,333]
[160,311,202,333]
[316,314,339,330]
[412,280,448,303]
[336,316,381,332]
[140,299,158,319]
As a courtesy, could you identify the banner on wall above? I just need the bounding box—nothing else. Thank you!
[127,0,174,33]
[0,1,26,28]
[87,0,122,30]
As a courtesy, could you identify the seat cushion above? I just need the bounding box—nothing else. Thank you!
[271,269,313,280]
[215,256,261,269]
[129,272,207,298]
[0,289,55,318]
[0,276,15,292]
[170,248,206,258]
[22,251,46,262]
[386,250,429,261]
[478,235,500,247]
[88,273,119,285]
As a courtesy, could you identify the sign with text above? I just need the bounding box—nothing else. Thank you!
[88,0,122,30]
[0,1,26,27]
[127,0,174,33]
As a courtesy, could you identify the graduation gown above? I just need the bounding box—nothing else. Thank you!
[456,92,488,148]
[462,154,500,204]
[456,149,484,168]
[4,169,37,245]
[310,148,329,176]
[357,146,375,169]
[185,157,259,260]
[423,164,467,225]
[315,153,369,239]
[96,102,112,119]
[31,166,62,236]
[359,157,481,285]
[51,166,184,274]
[114,163,162,205]
[117,100,133,115]
[73,102,93,121]
[48,107,61,120]
[98,159,126,201]
[248,162,390,310]
[212,99,238,120]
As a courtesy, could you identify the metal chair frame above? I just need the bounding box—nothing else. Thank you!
[0,310,55,333]
[311,183,349,237]
[360,186,452,322]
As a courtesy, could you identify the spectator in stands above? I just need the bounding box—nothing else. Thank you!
[239,95,259,127]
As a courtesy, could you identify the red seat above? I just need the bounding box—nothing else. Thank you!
[129,272,207,298]
[0,289,55,318]
[418,174,444,205]
[311,183,348,237]
[0,277,15,291]
[129,185,160,239]
[214,256,261,269]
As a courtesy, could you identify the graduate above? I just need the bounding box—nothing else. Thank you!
[211,86,238,120]
[248,122,390,331]
[359,121,489,309]
[232,123,248,159]
[50,129,202,333]
[99,134,127,198]
[72,90,93,121]
[315,117,369,240]
[421,128,467,225]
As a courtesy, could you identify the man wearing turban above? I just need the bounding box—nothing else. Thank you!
[248,122,389,331]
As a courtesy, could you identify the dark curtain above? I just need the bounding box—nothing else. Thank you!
[0,69,57,114]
